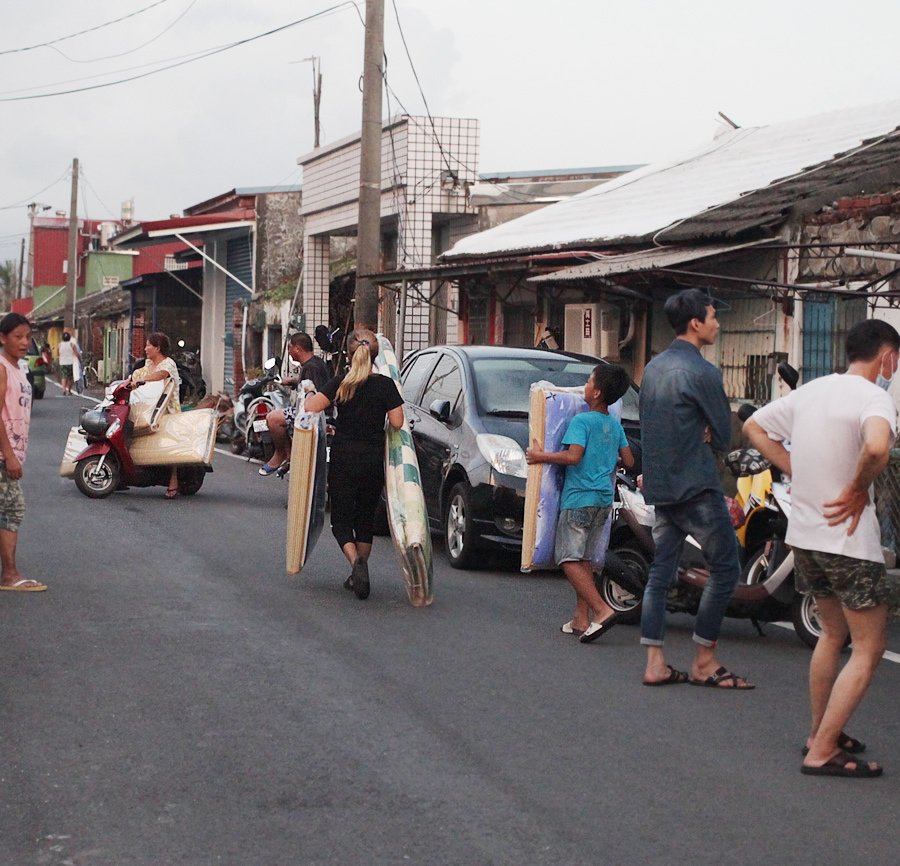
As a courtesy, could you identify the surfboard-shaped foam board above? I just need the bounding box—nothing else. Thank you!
[376,335,434,607]
[286,410,328,575]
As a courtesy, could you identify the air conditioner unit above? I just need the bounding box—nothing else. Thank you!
[564,303,621,360]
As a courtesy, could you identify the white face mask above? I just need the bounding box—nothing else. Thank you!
[876,351,897,392]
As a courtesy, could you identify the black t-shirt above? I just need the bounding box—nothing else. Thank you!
[321,373,403,446]
[300,355,330,392]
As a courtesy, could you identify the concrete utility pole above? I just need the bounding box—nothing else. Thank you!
[17,237,25,300]
[354,0,385,331]
[312,56,322,148]
[64,157,79,329]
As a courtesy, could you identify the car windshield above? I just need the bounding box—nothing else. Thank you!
[471,357,640,422]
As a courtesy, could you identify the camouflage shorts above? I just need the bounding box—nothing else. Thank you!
[793,547,889,611]
[0,466,26,532]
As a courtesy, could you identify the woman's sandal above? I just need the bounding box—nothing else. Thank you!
[164,487,179,499]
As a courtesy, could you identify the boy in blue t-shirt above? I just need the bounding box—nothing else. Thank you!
[526,365,634,643]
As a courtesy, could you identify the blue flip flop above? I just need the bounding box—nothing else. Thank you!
[258,463,280,477]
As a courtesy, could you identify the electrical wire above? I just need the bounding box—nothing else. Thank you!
[0,166,72,210]
[80,170,119,221]
[51,0,198,64]
[0,2,357,102]
[0,0,173,56]
[389,0,454,178]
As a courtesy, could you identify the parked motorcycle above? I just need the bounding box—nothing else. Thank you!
[231,358,288,462]
[72,380,212,499]
[596,466,827,647]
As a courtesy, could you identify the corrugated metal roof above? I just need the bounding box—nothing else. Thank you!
[528,240,772,282]
[444,100,900,259]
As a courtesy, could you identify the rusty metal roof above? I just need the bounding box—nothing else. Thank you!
[528,240,773,282]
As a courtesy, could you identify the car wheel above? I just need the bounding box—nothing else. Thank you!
[596,546,648,624]
[178,466,205,496]
[74,454,120,499]
[444,482,480,569]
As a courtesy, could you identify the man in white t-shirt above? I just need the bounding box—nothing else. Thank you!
[745,319,899,779]
[57,331,80,396]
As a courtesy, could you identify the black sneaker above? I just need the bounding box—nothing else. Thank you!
[351,558,370,600]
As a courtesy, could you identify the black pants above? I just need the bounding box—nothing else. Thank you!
[328,441,384,548]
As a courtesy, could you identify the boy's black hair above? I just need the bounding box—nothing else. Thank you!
[0,312,31,335]
[592,363,630,406]
[664,288,715,335]
[845,319,900,362]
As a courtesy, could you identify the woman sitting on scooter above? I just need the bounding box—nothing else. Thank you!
[129,331,182,499]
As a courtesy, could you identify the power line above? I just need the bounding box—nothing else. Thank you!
[0,166,72,210]
[389,0,454,178]
[51,0,198,64]
[0,2,357,102]
[0,0,173,56]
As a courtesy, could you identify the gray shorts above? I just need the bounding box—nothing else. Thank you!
[793,547,889,611]
[555,505,611,565]
[0,466,26,532]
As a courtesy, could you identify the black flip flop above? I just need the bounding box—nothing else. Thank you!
[802,732,865,756]
[689,666,754,689]
[643,665,689,686]
[801,750,882,778]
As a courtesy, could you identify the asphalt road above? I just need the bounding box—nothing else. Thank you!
[2,385,900,866]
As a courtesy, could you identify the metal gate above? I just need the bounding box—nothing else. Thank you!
[225,235,252,392]
[801,293,867,382]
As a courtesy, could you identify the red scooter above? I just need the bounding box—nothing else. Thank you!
[72,380,211,499]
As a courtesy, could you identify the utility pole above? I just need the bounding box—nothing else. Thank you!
[312,56,322,148]
[17,237,25,300]
[293,56,323,149]
[354,0,385,331]
[64,157,79,330]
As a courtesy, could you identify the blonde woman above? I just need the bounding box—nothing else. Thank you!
[304,329,404,599]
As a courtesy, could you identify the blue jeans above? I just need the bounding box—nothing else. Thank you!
[639,491,740,647]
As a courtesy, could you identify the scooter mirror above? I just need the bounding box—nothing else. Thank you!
[263,357,279,372]
[776,361,799,391]
[737,403,756,422]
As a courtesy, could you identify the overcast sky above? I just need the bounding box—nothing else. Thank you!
[2,0,900,265]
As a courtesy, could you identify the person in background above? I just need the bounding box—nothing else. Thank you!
[745,319,898,778]
[130,332,182,499]
[526,364,633,642]
[638,288,753,689]
[57,330,80,396]
[303,329,404,600]
[259,332,330,477]
[0,313,45,592]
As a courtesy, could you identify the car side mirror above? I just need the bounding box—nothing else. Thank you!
[429,399,452,422]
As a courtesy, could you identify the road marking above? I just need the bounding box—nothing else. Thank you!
[771,621,900,664]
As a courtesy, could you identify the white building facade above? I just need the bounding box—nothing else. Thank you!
[299,115,479,352]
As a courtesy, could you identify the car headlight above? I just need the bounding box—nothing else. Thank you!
[476,434,527,479]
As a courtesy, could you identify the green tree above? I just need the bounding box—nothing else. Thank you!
[0,260,19,310]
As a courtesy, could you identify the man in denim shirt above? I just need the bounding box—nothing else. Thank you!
[638,289,753,689]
